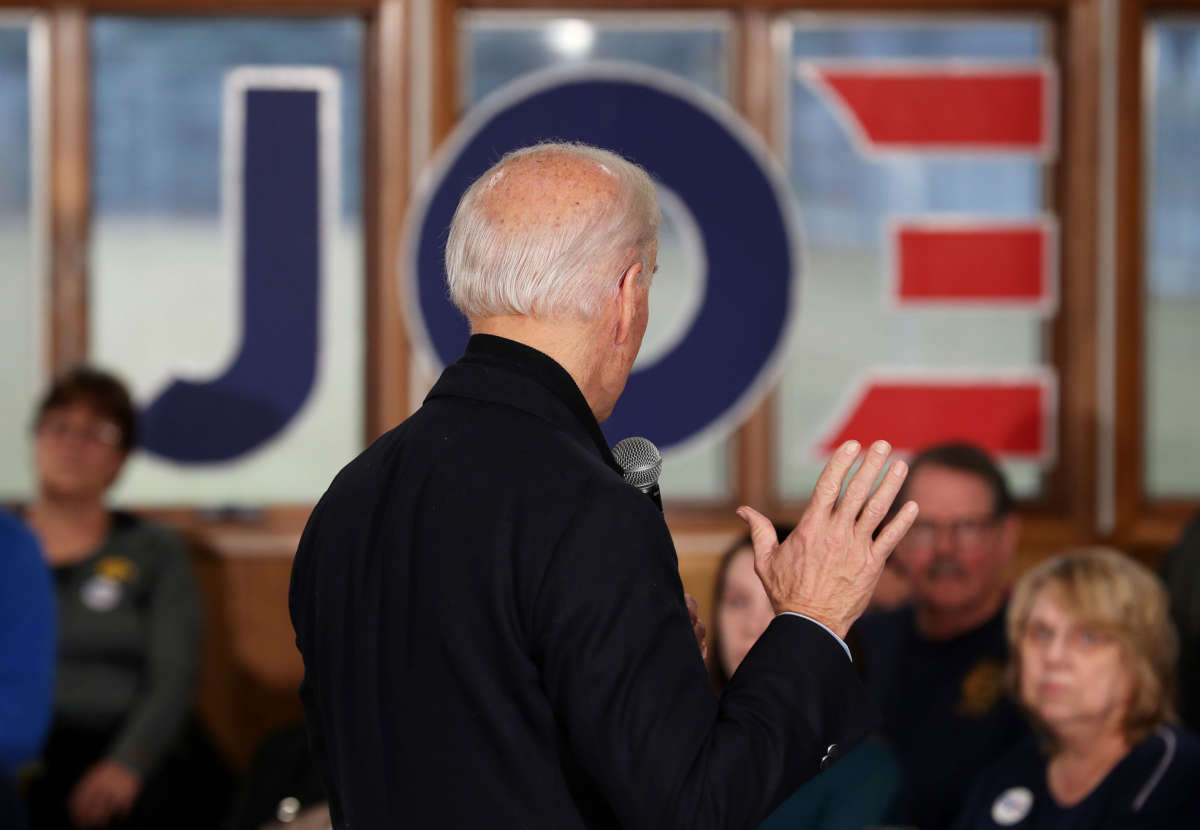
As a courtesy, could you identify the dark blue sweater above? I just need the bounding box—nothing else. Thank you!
[0,509,56,775]
[954,725,1200,828]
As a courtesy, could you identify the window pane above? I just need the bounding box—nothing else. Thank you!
[460,12,732,500]
[463,13,729,103]
[1145,18,1200,498]
[0,18,42,501]
[90,17,363,505]
[779,17,1053,501]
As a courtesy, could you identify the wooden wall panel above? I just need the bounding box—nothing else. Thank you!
[365,0,413,439]
[731,7,777,513]
[1050,0,1101,538]
[47,5,89,373]
[192,537,306,769]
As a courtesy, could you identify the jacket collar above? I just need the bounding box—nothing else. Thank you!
[426,334,624,477]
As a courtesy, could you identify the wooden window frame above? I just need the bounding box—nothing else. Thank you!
[28,0,1176,564]
[35,0,408,541]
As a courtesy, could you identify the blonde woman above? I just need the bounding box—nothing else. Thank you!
[954,549,1200,828]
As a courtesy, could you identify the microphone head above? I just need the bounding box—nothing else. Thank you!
[612,436,663,490]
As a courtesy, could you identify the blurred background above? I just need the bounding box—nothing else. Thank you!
[0,0,1196,770]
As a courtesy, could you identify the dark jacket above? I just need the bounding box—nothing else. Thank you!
[954,725,1200,829]
[289,334,876,829]
[856,605,1029,830]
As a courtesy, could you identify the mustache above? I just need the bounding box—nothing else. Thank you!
[927,556,970,579]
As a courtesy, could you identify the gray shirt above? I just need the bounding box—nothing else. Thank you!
[52,513,200,776]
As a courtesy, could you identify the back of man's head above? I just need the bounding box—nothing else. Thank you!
[444,142,660,322]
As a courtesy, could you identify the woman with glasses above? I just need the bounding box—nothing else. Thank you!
[22,368,217,830]
[954,548,1200,828]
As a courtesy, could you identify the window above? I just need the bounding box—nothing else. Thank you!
[0,14,44,501]
[458,11,734,499]
[1144,16,1200,498]
[777,16,1054,501]
[89,17,364,505]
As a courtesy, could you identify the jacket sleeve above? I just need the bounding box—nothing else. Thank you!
[107,529,202,776]
[0,519,56,774]
[532,479,879,830]
[290,509,344,829]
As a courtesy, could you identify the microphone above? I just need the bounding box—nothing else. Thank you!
[612,436,663,512]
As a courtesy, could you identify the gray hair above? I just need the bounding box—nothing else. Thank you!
[444,142,660,321]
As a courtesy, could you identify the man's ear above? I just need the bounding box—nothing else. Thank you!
[614,262,645,346]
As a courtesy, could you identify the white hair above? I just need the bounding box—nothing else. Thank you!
[444,142,660,321]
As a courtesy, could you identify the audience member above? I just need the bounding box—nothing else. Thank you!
[955,548,1200,827]
[1,510,56,830]
[1160,508,1200,731]
[855,442,1028,829]
[709,526,903,830]
[20,367,225,829]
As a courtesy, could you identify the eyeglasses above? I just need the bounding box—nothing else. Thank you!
[899,516,1000,550]
[38,415,123,448]
[1022,620,1114,652]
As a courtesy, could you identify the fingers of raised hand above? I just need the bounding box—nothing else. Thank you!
[736,505,780,564]
[871,500,920,559]
[855,458,909,538]
[809,440,862,513]
[835,440,893,526]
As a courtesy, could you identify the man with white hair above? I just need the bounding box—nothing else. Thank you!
[289,142,918,829]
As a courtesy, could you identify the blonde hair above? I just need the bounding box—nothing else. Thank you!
[444,142,659,322]
[1007,547,1178,748]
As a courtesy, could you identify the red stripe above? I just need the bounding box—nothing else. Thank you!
[816,69,1047,149]
[818,381,1048,457]
[896,225,1048,301]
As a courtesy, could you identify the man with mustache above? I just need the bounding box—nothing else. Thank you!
[853,443,1029,830]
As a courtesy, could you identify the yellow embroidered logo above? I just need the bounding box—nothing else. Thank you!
[95,555,137,583]
[955,658,1006,718]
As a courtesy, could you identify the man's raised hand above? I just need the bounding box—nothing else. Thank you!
[736,440,919,640]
